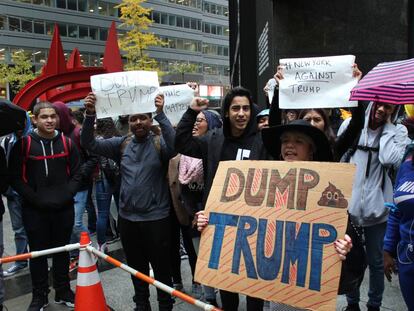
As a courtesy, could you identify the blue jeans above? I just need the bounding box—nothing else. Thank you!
[69,190,88,256]
[95,178,113,246]
[346,222,387,308]
[6,194,28,268]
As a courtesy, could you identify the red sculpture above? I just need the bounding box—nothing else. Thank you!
[13,22,123,110]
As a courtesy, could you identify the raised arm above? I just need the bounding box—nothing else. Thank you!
[80,93,124,160]
[175,97,209,159]
[153,94,176,161]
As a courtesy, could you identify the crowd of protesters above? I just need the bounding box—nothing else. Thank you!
[0,62,412,311]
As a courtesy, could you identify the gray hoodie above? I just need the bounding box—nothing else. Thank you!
[337,102,408,227]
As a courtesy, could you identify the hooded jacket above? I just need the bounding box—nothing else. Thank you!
[9,130,81,210]
[175,101,264,207]
[337,102,408,226]
[81,112,176,222]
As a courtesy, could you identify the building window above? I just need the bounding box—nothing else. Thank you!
[89,27,98,40]
[33,49,46,64]
[33,20,45,34]
[100,28,107,41]
[88,0,97,13]
[58,23,67,36]
[68,24,78,38]
[79,26,88,39]
[152,11,160,23]
[68,0,77,10]
[78,0,88,12]
[168,15,176,26]
[108,3,117,17]
[98,2,108,15]
[0,16,5,30]
[56,0,66,9]
[9,17,21,32]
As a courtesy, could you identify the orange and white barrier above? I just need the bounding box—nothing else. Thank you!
[0,233,222,311]
[0,243,80,264]
[75,232,110,311]
[87,245,222,311]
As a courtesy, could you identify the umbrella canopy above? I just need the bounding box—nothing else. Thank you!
[0,99,27,136]
[350,58,414,105]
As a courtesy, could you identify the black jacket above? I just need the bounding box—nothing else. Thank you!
[9,131,81,210]
[175,108,266,207]
[0,146,7,219]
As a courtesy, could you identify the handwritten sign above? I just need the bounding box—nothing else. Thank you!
[91,71,159,119]
[195,161,355,311]
[279,55,358,109]
[157,84,194,126]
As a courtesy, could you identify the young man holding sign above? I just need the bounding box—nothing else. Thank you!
[175,86,266,310]
[81,93,175,311]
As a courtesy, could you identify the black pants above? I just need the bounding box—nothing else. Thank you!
[220,290,264,311]
[22,207,74,293]
[170,212,198,283]
[119,216,173,310]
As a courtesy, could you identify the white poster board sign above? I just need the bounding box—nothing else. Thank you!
[91,71,159,119]
[279,55,358,109]
[157,84,194,126]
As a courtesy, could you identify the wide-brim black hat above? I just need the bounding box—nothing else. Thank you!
[262,119,333,162]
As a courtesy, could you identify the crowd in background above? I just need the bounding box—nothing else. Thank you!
[0,63,412,311]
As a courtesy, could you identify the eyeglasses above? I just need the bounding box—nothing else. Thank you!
[195,118,207,124]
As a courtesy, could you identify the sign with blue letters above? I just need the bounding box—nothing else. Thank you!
[195,161,355,310]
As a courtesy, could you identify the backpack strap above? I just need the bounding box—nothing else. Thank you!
[22,136,31,183]
[61,133,71,177]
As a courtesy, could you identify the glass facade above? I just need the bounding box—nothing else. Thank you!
[10,0,118,16]
[1,15,115,41]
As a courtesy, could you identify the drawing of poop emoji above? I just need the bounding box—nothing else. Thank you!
[317,182,348,208]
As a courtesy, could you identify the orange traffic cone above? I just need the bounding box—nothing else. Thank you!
[75,232,110,311]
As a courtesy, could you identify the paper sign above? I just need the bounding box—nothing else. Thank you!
[157,84,194,126]
[91,71,159,119]
[279,55,358,109]
[195,161,355,311]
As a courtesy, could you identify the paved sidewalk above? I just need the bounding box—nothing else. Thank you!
[1,200,406,310]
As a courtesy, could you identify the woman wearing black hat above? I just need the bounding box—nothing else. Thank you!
[196,120,352,310]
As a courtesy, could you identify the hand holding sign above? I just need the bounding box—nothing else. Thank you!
[155,93,165,114]
[84,92,97,115]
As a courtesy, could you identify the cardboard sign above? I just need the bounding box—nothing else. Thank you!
[279,55,358,109]
[91,71,159,119]
[195,161,355,311]
[157,84,194,126]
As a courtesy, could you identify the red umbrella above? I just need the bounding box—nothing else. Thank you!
[350,58,414,105]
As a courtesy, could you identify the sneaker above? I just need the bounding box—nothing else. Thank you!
[69,258,78,273]
[367,306,380,311]
[27,290,48,311]
[3,263,27,277]
[54,289,75,308]
[173,283,183,291]
[343,304,361,311]
[191,283,203,299]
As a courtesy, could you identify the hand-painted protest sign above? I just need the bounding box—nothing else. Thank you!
[279,55,358,109]
[195,161,355,311]
[91,71,159,119]
[156,84,194,126]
